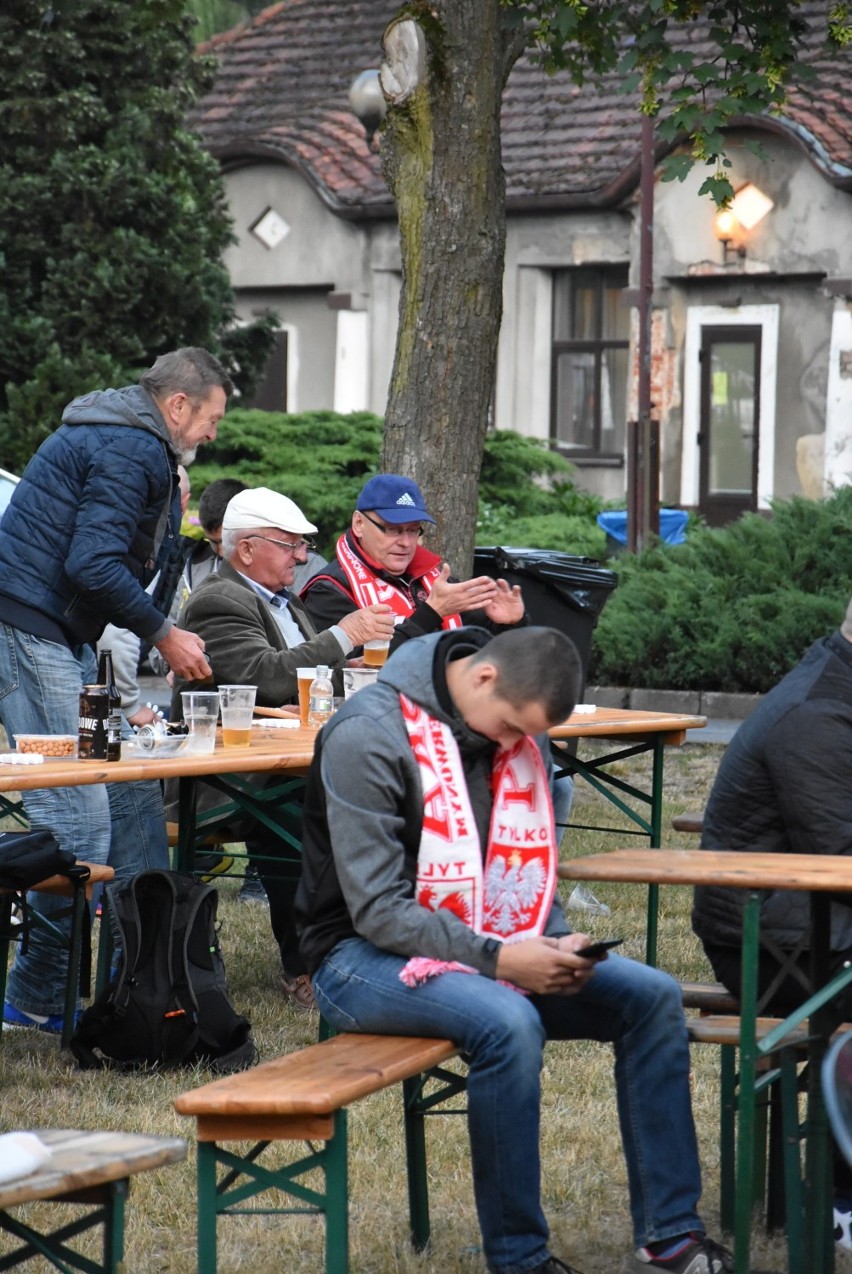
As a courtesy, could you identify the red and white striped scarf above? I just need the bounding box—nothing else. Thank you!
[336,533,462,628]
[398,692,557,987]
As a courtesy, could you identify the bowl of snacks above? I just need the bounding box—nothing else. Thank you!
[14,734,78,758]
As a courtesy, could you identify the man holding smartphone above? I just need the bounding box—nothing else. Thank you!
[296,627,736,1274]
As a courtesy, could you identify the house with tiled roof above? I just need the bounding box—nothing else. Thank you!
[190,0,852,524]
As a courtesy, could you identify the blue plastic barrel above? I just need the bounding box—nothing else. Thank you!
[596,509,688,547]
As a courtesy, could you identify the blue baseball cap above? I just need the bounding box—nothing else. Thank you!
[356,474,436,524]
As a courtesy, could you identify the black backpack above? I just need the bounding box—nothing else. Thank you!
[70,869,257,1074]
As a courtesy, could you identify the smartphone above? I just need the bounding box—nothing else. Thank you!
[575,937,623,958]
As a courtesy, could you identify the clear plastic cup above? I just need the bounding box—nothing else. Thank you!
[343,667,378,700]
[363,639,390,668]
[218,685,257,747]
[180,691,220,755]
[296,667,316,729]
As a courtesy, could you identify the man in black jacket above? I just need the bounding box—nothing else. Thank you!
[692,599,852,1011]
[692,600,852,1249]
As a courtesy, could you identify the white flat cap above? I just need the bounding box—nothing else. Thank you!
[222,487,317,535]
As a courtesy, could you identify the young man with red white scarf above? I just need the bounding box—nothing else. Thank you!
[295,627,735,1274]
[299,473,527,648]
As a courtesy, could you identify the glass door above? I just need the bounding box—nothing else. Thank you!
[698,326,761,526]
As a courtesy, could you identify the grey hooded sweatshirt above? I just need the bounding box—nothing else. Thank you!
[295,628,571,979]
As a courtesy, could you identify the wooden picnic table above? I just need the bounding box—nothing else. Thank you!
[558,847,852,1274]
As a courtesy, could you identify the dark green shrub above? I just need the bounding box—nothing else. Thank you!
[590,490,852,693]
[188,411,606,559]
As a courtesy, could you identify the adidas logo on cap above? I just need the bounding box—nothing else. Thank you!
[396,492,416,506]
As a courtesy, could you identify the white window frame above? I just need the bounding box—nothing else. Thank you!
[681,303,779,510]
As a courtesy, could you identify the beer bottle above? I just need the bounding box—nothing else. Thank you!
[97,649,122,762]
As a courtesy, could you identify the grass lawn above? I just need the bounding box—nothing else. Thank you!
[0,741,795,1272]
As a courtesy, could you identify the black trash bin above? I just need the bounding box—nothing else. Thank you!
[472,546,618,692]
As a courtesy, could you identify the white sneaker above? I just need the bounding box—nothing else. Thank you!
[566,883,611,917]
[835,1203,852,1251]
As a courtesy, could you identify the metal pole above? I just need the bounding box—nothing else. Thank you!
[628,114,658,552]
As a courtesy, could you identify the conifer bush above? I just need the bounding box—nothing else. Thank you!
[590,488,852,693]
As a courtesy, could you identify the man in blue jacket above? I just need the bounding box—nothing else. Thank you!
[0,346,231,1033]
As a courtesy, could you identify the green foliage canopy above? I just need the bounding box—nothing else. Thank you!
[0,0,275,471]
[186,409,607,559]
[505,1,851,204]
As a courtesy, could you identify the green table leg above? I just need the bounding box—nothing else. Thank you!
[197,1141,218,1274]
[734,890,761,1274]
[806,891,835,1274]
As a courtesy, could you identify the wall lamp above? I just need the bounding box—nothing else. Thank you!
[713,182,774,263]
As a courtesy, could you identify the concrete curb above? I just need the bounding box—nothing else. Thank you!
[585,685,762,720]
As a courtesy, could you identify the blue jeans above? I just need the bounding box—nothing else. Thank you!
[0,624,168,1014]
[314,939,703,1274]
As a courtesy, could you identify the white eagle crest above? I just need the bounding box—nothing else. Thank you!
[483,853,547,935]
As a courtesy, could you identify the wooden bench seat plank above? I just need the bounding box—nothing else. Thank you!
[679,980,739,1014]
[0,1130,186,1209]
[0,862,114,899]
[175,1033,459,1120]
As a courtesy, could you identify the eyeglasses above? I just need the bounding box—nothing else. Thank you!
[246,534,314,554]
[360,512,426,539]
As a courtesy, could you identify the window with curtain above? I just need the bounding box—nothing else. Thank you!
[551,266,629,460]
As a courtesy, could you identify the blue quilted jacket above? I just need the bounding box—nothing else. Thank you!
[0,385,181,645]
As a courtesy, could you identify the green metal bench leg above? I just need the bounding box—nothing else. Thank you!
[779,1046,805,1270]
[198,1141,219,1274]
[103,1179,127,1273]
[403,1075,431,1251]
[324,1109,349,1274]
[719,1043,736,1233]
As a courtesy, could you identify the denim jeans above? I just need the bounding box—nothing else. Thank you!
[314,938,703,1273]
[0,623,168,1014]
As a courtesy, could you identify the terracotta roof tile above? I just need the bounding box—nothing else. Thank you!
[189,0,852,216]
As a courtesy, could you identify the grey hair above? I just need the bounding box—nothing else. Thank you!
[139,347,234,401]
[221,527,251,558]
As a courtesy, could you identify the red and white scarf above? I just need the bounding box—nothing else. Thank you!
[336,533,462,628]
[398,693,557,987]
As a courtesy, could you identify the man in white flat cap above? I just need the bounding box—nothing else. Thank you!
[171,486,395,1009]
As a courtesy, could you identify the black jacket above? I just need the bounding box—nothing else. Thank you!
[692,630,852,955]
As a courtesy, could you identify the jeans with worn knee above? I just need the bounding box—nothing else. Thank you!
[0,623,167,1014]
[313,938,703,1274]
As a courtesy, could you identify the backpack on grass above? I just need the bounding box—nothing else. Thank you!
[70,869,257,1074]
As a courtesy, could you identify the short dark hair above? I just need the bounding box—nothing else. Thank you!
[470,627,582,723]
[197,478,247,533]
[139,347,234,401]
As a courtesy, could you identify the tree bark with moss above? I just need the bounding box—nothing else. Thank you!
[379,3,523,572]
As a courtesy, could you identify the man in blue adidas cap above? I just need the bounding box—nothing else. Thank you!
[301,473,526,650]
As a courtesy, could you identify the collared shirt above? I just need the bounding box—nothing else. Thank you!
[236,570,352,654]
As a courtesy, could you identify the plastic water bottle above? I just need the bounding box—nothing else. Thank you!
[308,665,334,728]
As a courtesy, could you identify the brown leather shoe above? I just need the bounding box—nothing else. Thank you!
[280,973,316,1011]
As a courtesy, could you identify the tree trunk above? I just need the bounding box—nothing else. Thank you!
[379,1,515,575]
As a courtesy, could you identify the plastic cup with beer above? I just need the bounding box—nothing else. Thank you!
[218,684,257,747]
[296,667,316,729]
[363,639,390,668]
[180,690,220,754]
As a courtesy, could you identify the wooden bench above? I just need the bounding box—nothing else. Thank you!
[0,862,115,1048]
[0,1128,185,1272]
[679,979,739,1014]
[175,1031,462,1274]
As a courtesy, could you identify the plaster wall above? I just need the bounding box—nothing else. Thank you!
[222,163,369,292]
